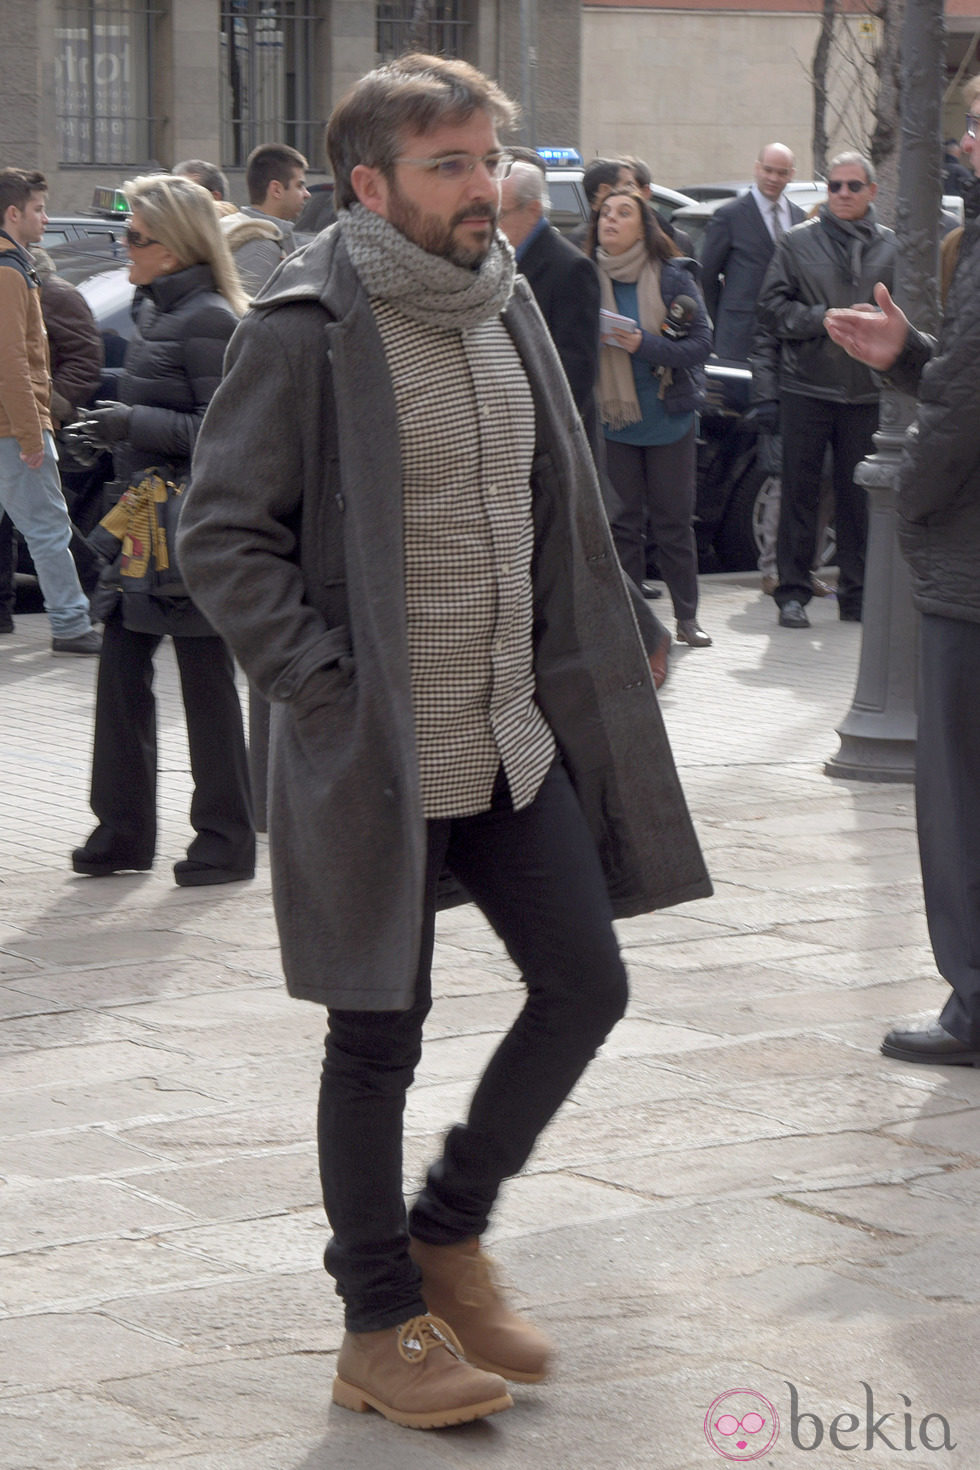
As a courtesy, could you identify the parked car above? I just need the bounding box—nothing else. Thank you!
[546,167,697,239]
[42,190,131,284]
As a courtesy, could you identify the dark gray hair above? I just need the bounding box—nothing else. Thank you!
[173,158,230,201]
[828,150,875,185]
[327,52,517,211]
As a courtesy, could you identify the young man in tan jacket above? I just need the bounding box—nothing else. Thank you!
[0,168,99,652]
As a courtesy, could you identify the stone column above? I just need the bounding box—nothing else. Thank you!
[825,0,945,782]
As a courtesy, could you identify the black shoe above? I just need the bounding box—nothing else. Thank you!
[641,581,663,600]
[839,608,862,623]
[72,846,152,877]
[0,612,13,634]
[675,618,712,647]
[778,599,810,629]
[174,859,255,887]
[881,1018,980,1065]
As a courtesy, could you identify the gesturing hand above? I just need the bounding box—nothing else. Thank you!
[824,282,909,371]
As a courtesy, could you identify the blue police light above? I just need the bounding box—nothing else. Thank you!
[536,147,583,167]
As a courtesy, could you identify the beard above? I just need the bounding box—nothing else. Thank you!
[385,183,497,268]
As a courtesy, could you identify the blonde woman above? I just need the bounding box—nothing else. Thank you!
[71,174,254,885]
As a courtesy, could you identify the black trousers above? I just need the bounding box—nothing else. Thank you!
[915,613,980,1045]
[87,612,254,870]
[317,760,629,1333]
[777,393,878,616]
[603,429,700,623]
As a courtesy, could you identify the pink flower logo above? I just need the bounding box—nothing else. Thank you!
[704,1388,780,1461]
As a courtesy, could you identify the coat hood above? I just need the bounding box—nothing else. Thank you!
[220,212,284,253]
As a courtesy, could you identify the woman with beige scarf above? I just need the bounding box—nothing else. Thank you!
[590,190,713,649]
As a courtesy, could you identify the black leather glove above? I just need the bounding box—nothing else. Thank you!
[743,400,780,434]
[76,400,133,448]
[59,419,109,468]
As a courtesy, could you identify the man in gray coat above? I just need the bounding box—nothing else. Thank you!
[232,142,309,292]
[179,53,710,1433]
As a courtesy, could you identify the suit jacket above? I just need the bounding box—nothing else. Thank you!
[517,219,662,659]
[701,191,805,362]
[518,221,600,419]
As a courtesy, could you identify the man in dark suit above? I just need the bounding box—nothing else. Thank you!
[499,160,601,419]
[499,158,671,685]
[700,143,804,362]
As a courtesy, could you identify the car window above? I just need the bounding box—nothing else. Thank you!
[41,229,71,247]
[549,178,589,224]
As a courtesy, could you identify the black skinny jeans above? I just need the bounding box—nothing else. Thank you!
[317,760,629,1333]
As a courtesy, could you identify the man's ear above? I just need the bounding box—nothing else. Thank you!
[350,164,389,217]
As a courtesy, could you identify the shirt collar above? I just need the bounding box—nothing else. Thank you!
[751,182,785,225]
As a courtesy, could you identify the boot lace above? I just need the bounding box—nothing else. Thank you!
[397,1314,466,1363]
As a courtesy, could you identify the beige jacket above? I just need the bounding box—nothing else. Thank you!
[0,234,52,456]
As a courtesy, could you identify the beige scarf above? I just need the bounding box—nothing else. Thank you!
[595,241,666,430]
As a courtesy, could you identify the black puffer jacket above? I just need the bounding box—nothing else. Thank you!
[102,263,239,635]
[113,263,237,486]
[756,206,896,403]
[887,181,980,623]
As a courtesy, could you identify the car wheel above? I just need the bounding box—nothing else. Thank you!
[715,464,779,571]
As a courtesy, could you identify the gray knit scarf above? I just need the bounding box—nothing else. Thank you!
[338,203,515,330]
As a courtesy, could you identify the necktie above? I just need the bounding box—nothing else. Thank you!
[771,202,784,241]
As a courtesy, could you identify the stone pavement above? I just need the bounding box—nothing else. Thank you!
[2,577,978,1470]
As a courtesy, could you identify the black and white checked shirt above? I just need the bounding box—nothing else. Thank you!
[372,300,556,819]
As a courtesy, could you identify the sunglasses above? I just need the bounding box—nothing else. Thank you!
[124,226,161,248]
[827,179,868,194]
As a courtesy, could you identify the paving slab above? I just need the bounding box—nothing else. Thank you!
[3,580,980,1469]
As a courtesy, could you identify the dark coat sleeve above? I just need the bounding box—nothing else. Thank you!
[748,315,782,403]
[699,209,734,324]
[544,248,600,418]
[127,302,235,464]
[40,276,104,423]
[632,267,713,369]
[897,314,980,523]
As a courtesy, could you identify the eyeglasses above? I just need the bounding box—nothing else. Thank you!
[827,178,869,194]
[966,114,980,138]
[393,151,514,182]
[124,226,161,249]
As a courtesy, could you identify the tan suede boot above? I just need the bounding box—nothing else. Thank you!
[409,1236,553,1383]
[332,1313,513,1429]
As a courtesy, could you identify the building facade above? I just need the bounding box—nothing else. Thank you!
[582,0,980,190]
[3,1,581,212]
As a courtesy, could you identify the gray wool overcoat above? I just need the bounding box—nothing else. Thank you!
[178,227,712,1011]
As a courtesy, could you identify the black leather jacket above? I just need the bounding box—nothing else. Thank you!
[756,206,896,404]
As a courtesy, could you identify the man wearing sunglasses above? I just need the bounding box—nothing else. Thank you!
[755,151,895,629]
[179,51,709,1432]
